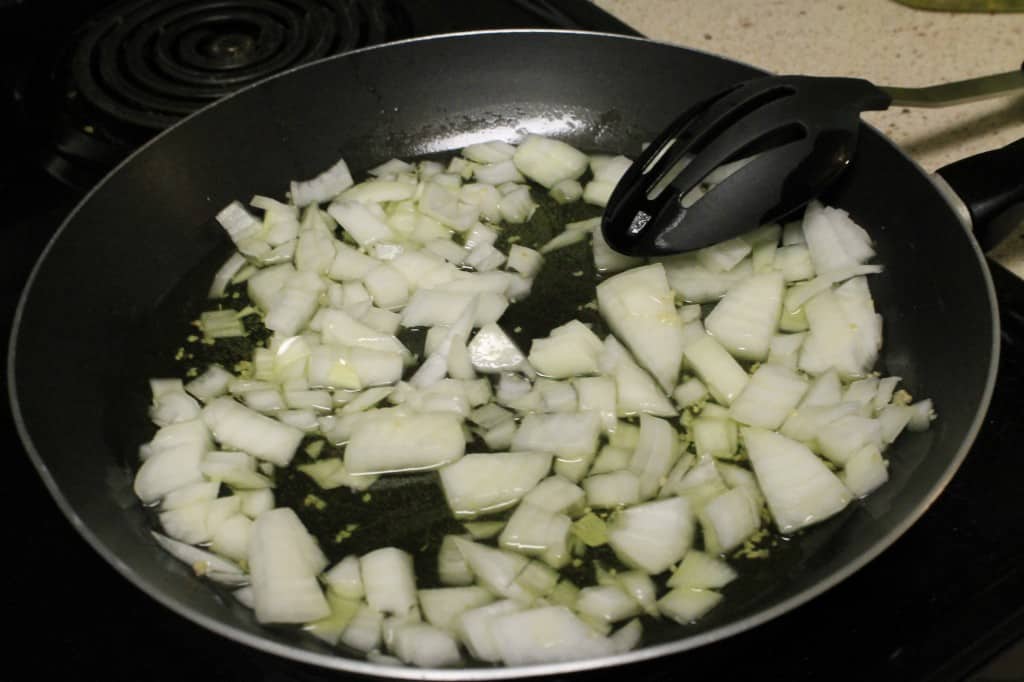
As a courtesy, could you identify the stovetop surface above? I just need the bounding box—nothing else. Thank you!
[2,2,1023,681]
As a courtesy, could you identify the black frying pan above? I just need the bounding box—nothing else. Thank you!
[7,31,1011,679]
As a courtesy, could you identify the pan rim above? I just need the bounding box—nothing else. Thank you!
[6,28,1002,680]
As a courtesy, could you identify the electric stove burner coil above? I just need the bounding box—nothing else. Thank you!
[70,0,404,129]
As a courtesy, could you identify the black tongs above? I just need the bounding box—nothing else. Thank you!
[601,64,1024,256]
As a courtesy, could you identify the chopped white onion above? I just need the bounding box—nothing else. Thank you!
[346,411,465,475]
[439,452,553,518]
[607,497,693,574]
[512,135,588,188]
[248,508,329,624]
[361,547,419,618]
[743,427,851,533]
[290,157,354,207]
[597,263,685,393]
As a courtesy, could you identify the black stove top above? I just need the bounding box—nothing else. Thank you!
[3,2,1023,680]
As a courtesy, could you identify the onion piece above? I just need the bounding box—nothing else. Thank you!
[590,445,633,475]
[161,480,219,511]
[528,320,603,378]
[878,404,914,443]
[236,489,275,519]
[328,243,379,282]
[202,397,304,467]
[499,502,573,568]
[816,414,883,465]
[209,252,248,299]
[668,549,738,589]
[411,297,476,389]
[216,200,265,255]
[573,375,617,433]
[512,135,588,188]
[729,363,809,430]
[842,445,890,496]
[468,403,514,430]
[801,200,875,274]
[438,535,474,587]
[134,441,206,504]
[290,157,354,207]
[158,501,211,544]
[456,600,523,663]
[418,586,494,633]
[361,547,419,618]
[683,334,749,406]
[439,452,553,518]
[592,222,643,274]
[467,322,528,374]
[149,380,202,427]
[697,237,751,273]
[704,271,784,361]
[303,591,361,645]
[211,514,253,563]
[391,622,462,668]
[327,199,394,247]
[742,427,851,533]
[539,227,588,254]
[323,555,364,600]
[369,158,414,176]
[339,179,417,204]
[151,531,245,581]
[474,159,525,185]
[779,402,861,448]
[597,263,685,393]
[402,290,507,329]
[700,487,762,554]
[609,619,643,653]
[463,141,516,164]
[184,365,235,404]
[576,584,642,625]
[345,412,465,475]
[629,414,680,500]
[798,280,879,380]
[490,606,615,665]
[318,308,410,358]
[583,470,641,509]
[460,183,502,222]
[907,398,937,431]
[661,253,753,303]
[607,497,693,574]
[672,377,708,408]
[784,264,884,311]
[775,244,816,282]
[522,475,586,515]
[451,538,532,602]
[599,336,677,417]
[512,411,601,482]
[201,450,273,489]
[514,560,559,598]
[340,605,384,653]
[507,244,543,278]
[248,508,329,624]
[800,369,844,407]
[658,587,723,624]
[550,178,583,203]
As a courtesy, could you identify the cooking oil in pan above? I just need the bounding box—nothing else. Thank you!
[127,171,816,662]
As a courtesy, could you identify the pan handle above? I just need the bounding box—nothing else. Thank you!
[934,135,1024,250]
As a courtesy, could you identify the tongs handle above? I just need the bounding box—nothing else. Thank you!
[880,62,1024,107]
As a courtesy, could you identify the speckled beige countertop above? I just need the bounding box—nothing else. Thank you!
[594,0,1024,275]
